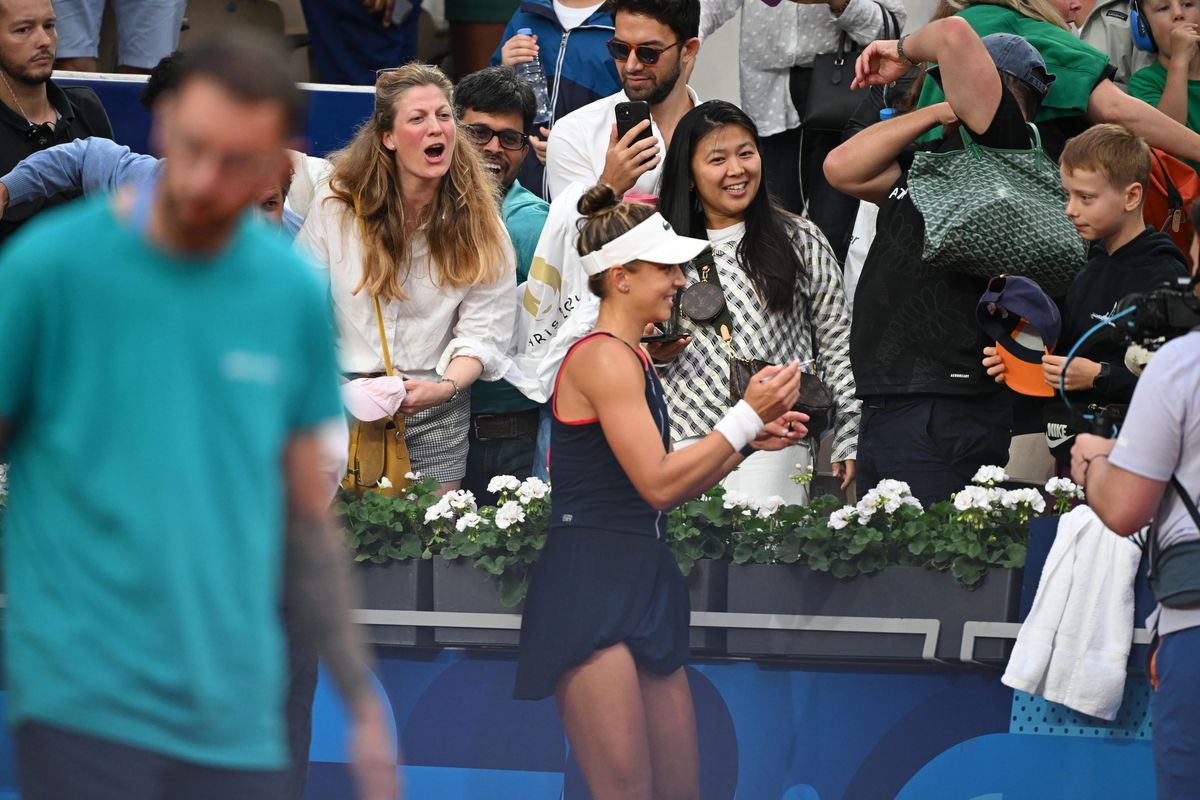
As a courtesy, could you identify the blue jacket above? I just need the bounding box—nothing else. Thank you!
[0,137,303,237]
[491,0,620,197]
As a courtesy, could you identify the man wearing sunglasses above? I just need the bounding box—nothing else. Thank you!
[454,65,551,497]
[545,0,700,200]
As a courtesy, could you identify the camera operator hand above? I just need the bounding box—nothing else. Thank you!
[1070,432,1116,487]
[1043,355,1101,392]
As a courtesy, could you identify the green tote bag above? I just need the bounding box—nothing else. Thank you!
[907,123,1086,296]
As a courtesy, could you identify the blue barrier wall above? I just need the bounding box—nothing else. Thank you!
[296,649,1154,800]
[53,74,374,158]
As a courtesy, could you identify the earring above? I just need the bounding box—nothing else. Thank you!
[618,285,631,294]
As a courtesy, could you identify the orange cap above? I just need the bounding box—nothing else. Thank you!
[997,319,1053,397]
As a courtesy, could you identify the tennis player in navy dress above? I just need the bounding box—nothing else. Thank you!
[515,183,810,800]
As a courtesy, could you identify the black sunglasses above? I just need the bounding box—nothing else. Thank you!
[461,122,528,151]
[606,38,683,65]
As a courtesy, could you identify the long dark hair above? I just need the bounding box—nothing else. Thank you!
[658,100,805,313]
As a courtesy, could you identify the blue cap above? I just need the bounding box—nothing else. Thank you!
[928,33,1056,98]
[879,108,897,121]
[977,275,1061,397]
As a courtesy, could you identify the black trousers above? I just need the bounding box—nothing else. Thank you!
[856,393,1014,509]
[758,67,863,262]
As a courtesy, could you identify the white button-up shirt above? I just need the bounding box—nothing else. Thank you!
[545,86,702,200]
[297,180,518,381]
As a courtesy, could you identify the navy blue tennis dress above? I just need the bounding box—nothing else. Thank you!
[514,332,691,700]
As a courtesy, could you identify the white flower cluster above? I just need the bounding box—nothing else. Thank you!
[1045,477,1084,499]
[377,476,393,490]
[0,463,7,496]
[405,471,422,481]
[487,475,521,494]
[971,465,1009,486]
[723,490,786,519]
[953,485,1004,512]
[829,479,921,529]
[494,501,526,530]
[1000,487,1046,513]
[455,512,483,532]
[424,489,478,523]
[954,485,1046,514]
[516,477,549,504]
[485,475,550,505]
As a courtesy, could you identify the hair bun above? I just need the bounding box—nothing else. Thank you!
[577,182,619,216]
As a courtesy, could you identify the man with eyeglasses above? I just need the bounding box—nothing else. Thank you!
[0,0,110,249]
[454,65,552,496]
[544,0,700,200]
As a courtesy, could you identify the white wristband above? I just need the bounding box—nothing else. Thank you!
[714,400,764,453]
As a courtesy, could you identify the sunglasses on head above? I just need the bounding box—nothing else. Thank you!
[461,122,528,151]
[606,38,683,65]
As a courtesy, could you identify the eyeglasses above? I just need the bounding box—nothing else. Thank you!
[461,123,528,151]
[606,38,683,65]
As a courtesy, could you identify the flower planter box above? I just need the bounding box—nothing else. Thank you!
[726,564,1021,664]
[431,557,524,647]
[686,559,727,654]
[355,559,433,647]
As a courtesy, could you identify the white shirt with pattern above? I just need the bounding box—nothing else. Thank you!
[700,0,906,137]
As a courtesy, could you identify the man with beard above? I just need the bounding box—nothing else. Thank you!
[544,0,699,200]
[0,33,395,800]
[454,65,550,498]
[0,0,109,246]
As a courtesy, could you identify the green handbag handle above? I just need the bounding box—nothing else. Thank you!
[958,121,1043,170]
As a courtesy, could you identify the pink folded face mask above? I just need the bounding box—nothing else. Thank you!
[340,376,407,421]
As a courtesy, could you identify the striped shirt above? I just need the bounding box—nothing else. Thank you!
[659,217,860,464]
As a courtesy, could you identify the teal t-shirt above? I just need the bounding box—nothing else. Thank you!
[471,181,548,415]
[0,196,343,769]
[1128,61,1200,173]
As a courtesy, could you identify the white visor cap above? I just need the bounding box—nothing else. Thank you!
[579,212,711,277]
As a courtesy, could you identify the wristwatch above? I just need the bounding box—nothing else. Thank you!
[438,376,461,401]
[1093,362,1112,392]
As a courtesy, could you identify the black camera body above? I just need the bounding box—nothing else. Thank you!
[1073,403,1127,439]
[1112,277,1200,346]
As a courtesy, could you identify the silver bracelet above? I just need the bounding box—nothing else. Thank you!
[438,376,461,401]
[897,33,919,67]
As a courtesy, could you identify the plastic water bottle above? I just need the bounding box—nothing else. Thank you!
[514,27,552,125]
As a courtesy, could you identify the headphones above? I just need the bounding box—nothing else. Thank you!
[1130,0,1158,53]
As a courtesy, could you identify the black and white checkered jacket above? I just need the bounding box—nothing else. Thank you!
[659,216,860,464]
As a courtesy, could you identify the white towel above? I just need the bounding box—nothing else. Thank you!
[1001,505,1142,720]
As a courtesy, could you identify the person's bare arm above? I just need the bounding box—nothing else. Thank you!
[284,433,399,800]
[564,338,801,510]
[1071,433,1166,535]
[1089,79,1200,163]
[1159,24,1200,124]
[852,16,1001,134]
[824,102,956,203]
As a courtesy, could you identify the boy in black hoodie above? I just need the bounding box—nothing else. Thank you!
[984,123,1189,459]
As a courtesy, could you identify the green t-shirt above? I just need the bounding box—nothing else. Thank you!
[1128,62,1200,173]
[0,196,343,769]
[471,181,548,415]
[917,5,1111,141]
